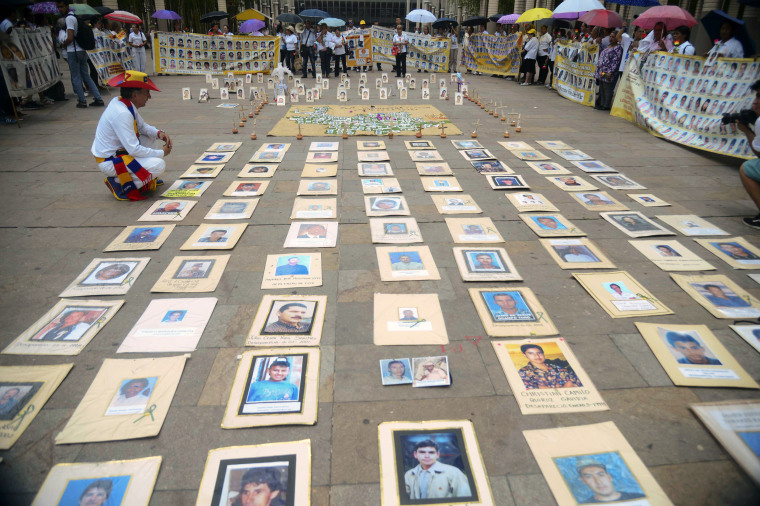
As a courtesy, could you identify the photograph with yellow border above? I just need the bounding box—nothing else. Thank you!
[670,273,760,319]
[469,287,558,337]
[151,255,230,293]
[573,271,673,318]
[376,246,441,282]
[540,238,615,269]
[104,225,175,251]
[628,239,715,271]
[374,293,449,346]
[694,237,760,269]
[247,295,327,347]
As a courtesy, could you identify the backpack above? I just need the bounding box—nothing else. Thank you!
[68,14,95,50]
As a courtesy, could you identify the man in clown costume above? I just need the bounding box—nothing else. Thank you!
[91,71,173,201]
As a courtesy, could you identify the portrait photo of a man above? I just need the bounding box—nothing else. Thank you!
[195,227,232,244]
[711,242,760,261]
[390,252,424,271]
[510,344,583,390]
[610,214,659,232]
[125,227,161,243]
[242,355,304,414]
[105,377,156,416]
[692,282,751,308]
[29,306,108,342]
[274,256,310,276]
[0,382,41,420]
[161,310,186,323]
[482,291,537,322]
[380,358,413,385]
[80,262,137,285]
[213,461,291,506]
[465,251,506,272]
[554,245,599,263]
[385,223,408,235]
[175,260,214,279]
[371,198,403,211]
[661,329,722,366]
[262,301,315,334]
[554,452,646,504]
[532,216,567,231]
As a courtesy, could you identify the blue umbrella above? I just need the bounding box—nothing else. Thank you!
[701,9,755,57]
[604,0,660,6]
[318,18,345,27]
[300,9,330,19]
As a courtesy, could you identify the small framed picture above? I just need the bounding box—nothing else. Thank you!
[412,356,450,387]
[379,358,413,385]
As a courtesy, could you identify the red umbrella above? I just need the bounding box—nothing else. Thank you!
[578,9,624,28]
[632,5,696,30]
[105,10,143,25]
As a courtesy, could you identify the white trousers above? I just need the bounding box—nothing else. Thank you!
[133,49,146,72]
[98,156,165,189]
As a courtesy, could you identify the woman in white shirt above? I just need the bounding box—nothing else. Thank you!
[671,26,695,55]
[128,24,147,72]
[331,27,347,76]
[393,25,408,77]
[283,26,298,71]
[520,29,538,86]
[705,21,744,59]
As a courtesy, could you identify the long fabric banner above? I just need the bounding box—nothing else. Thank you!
[0,28,60,98]
[370,26,451,73]
[88,30,135,85]
[611,52,759,160]
[344,29,371,68]
[153,32,279,75]
[553,41,599,107]
[461,33,521,77]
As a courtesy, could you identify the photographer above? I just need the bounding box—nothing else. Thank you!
[735,80,760,229]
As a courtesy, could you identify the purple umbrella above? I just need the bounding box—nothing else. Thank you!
[497,14,520,24]
[30,2,59,15]
[240,19,266,33]
[151,10,182,21]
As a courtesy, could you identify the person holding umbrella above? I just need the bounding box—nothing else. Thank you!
[705,21,743,59]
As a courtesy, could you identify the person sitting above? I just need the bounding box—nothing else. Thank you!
[91,71,172,201]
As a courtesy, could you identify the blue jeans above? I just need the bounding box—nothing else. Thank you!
[67,50,102,104]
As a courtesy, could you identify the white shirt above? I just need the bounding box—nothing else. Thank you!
[538,33,552,56]
[638,30,673,54]
[524,37,538,59]
[449,33,458,49]
[481,30,489,35]
[316,30,330,51]
[91,98,163,159]
[619,32,632,70]
[331,33,345,55]
[300,28,315,47]
[0,18,13,33]
[128,31,146,52]
[393,33,408,54]
[284,33,297,51]
[675,41,695,56]
[753,117,760,153]
[708,37,743,58]
[65,13,79,52]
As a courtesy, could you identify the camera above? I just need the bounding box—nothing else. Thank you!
[721,109,758,126]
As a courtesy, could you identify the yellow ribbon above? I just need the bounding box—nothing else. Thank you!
[133,404,157,423]
[2,404,35,431]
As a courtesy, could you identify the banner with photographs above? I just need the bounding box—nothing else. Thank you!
[611,52,759,160]
[461,33,521,77]
[344,29,372,68]
[0,28,61,99]
[370,26,451,73]
[553,41,599,107]
[87,31,135,85]
[153,32,279,75]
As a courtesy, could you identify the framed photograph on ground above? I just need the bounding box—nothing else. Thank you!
[378,420,494,505]
[380,358,413,385]
[309,141,339,151]
[730,325,760,354]
[374,293,449,345]
[601,211,675,238]
[694,238,760,269]
[59,258,149,297]
[297,180,337,196]
[370,218,424,244]
[358,151,390,162]
[485,175,529,190]
[452,247,521,281]
[573,271,673,318]
[629,239,715,271]
[206,142,242,152]
[31,456,161,506]
[524,421,673,506]
[547,175,598,192]
[635,322,759,388]
[358,162,394,176]
[181,224,246,250]
[283,222,338,248]
[104,225,174,252]
[471,160,513,173]
[261,253,322,289]
[508,149,551,161]
[195,152,234,164]
[498,141,533,150]
[416,162,452,175]
[670,273,760,319]
[571,160,617,173]
[451,140,484,149]
[204,199,258,220]
[469,287,557,337]
[657,215,728,236]
[55,356,187,444]
[118,298,217,353]
[628,193,670,207]
[691,400,760,486]
[361,178,402,194]
[445,218,505,243]
[506,193,559,213]
[405,140,435,149]
[250,150,285,163]
[301,163,338,177]
[180,164,224,179]
[306,151,339,163]
[290,198,337,219]
[540,238,615,269]
[0,364,72,449]
[247,296,327,347]
[551,148,593,161]
[2,299,123,356]
[376,246,441,281]
[161,180,212,198]
[536,140,573,150]
[410,150,444,162]
[222,349,319,427]
[520,213,586,237]
[358,140,386,150]
[430,194,482,214]
[239,164,278,178]
[151,255,230,293]
[526,161,571,175]
[459,149,495,161]
[592,174,647,190]
[411,356,450,387]
[365,196,410,217]
[195,440,310,505]
[223,181,269,197]
[258,142,291,153]
[137,202,192,226]
[421,177,462,192]
[492,338,608,414]
[570,191,629,211]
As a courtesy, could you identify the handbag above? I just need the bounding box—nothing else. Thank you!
[392,46,399,56]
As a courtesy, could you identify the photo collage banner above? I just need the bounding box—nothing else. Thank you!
[153,32,280,75]
[461,33,521,77]
[0,28,60,99]
[88,31,135,85]
[370,26,451,73]
[612,52,760,160]
[344,29,372,68]
[553,41,600,107]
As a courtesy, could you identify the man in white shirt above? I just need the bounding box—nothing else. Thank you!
[617,27,633,78]
[299,20,317,78]
[537,25,552,84]
[56,0,105,108]
[520,29,538,86]
[316,24,332,77]
[393,25,409,77]
[91,71,172,201]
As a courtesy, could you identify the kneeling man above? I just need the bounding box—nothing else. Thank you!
[91,71,172,200]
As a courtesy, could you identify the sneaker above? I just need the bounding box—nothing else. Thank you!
[90,98,105,107]
[743,215,760,229]
[104,177,129,201]
[76,101,87,108]
[1,116,17,125]
[520,82,531,86]
[19,101,42,110]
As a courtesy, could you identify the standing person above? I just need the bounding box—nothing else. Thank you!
[736,80,760,228]
[705,21,743,58]
[359,20,369,71]
[282,26,297,71]
[56,0,104,109]
[128,24,147,72]
[392,17,403,74]
[520,29,538,86]
[331,27,347,76]
[638,21,671,55]
[316,24,332,77]
[616,25,634,79]
[373,21,383,71]
[299,20,316,78]
[594,34,622,110]
[278,25,288,67]
[671,25,695,55]
[393,24,408,78]
[546,29,565,88]
[449,25,458,73]
[536,25,552,85]
[463,26,473,73]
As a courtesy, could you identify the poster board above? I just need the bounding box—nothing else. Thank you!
[573,271,673,318]
[469,287,557,337]
[553,41,599,107]
[374,293,449,346]
[247,295,327,347]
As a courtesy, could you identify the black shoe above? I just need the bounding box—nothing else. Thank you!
[90,98,105,107]
[743,215,760,229]
[302,75,308,78]
[19,101,42,110]
[76,101,87,108]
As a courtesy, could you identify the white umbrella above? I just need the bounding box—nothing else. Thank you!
[406,9,436,24]
[552,0,605,19]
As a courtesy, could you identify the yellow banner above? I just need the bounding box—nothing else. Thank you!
[553,41,599,107]
[461,33,520,77]
[345,29,371,68]
[370,26,450,72]
[153,32,278,75]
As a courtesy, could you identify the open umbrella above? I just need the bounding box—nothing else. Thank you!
[105,10,142,24]
[152,10,181,21]
[516,8,554,23]
[237,8,268,21]
[406,9,436,24]
[94,6,115,16]
[200,11,228,23]
[462,16,489,26]
[489,14,506,22]
[633,6,696,30]
[432,18,458,29]
[604,0,660,6]
[318,18,345,27]
[498,14,520,24]
[701,9,755,57]
[29,2,58,14]
[276,13,303,24]
[70,4,101,17]
[300,9,330,19]
[240,19,266,33]
[552,0,604,19]
[578,9,624,28]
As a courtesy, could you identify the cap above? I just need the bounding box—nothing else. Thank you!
[286,25,294,32]
[527,28,536,34]
[108,70,161,91]
[360,20,367,24]
[575,457,606,473]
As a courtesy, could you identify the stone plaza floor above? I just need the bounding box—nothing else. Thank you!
[1,61,760,505]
